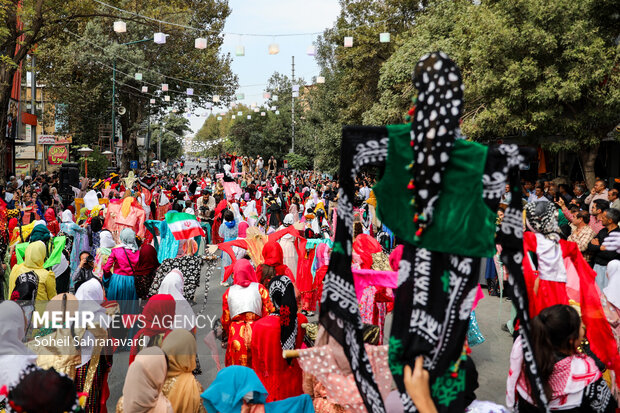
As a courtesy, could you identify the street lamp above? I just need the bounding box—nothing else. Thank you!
[78,147,94,178]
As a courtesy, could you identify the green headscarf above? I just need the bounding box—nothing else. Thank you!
[30,224,51,244]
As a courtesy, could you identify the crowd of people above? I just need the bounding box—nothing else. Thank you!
[0,148,618,413]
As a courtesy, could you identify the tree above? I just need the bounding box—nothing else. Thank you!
[149,113,189,161]
[366,0,620,187]
[33,0,236,172]
[199,72,309,162]
[0,0,133,178]
[78,146,109,178]
[294,0,425,172]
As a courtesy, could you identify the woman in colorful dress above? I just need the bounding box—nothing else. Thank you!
[506,304,617,412]
[251,273,307,402]
[221,259,274,367]
[102,228,140,326]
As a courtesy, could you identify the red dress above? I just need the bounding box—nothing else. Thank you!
[221,284,274,367]
[251,313,307,402]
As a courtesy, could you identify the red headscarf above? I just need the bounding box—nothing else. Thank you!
[238,221,249,238]
[233,259,258,288]
[8,218,18,233]
[258,241,294,283]
[129,294,175,364]
[353,234,382,270]
[44,207,56,222]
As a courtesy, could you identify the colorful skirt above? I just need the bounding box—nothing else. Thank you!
[103,273,139,316]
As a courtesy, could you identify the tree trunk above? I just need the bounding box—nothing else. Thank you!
[579,143,599,189]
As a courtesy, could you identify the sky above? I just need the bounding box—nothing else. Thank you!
[186,0,341,136]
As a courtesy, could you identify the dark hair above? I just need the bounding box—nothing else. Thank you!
[531,305,581,400]
[593,199,609,213]
[606,207,620,225]
[223,209,234,222]
[260,264,276,285]
[8,368,78,413]
[576,210,590,224]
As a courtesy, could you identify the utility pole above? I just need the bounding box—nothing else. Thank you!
[158,125,163,163]
[111,59,116,154]
[291,55,295,153]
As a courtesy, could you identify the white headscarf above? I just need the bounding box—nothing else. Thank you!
[75,278,110,367]
[231,203,243,223]
[0,301,37,392]
[603,260,620,309]
[158,269,197,330]
[61,209,73,223]
[100,230,116,249]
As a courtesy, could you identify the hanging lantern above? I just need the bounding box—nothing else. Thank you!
[247,115,252,119]
[154,32,167,44]
[162,84,168,91]
[273,95,278,101]
[236,93,245,100]
[217,116,222,121]
[186,97,192,104]
[271,106,277,111]
[344,36,353,47]
[306,45,316,56]
[150,98,156,104]
[232,115,236,119]
[113,21,127,33]
[292,85,300,92]
[268,43,280,55]
[316,76,325,84]
[275,110,280,115]
[164,95,170,101]
[292,91,299,98]
[195,37,207,49]
[254,107,259,112]
[235,45,245,56]
[380,32,391,43]
[237,111,243,116]
[142,86,148,93]
[263,92,271,99]
[251,102,257,108]
[186,88,194,95]
[213,95,220,103]
[134,73,142,81]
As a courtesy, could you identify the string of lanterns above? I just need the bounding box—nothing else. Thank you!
[105,0,397,56]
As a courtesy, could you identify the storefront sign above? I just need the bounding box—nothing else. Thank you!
[37,135,56,144]
[15,162,31,175]
[38,135,73,145]
[16,145,36,159]
[48,145,69,164]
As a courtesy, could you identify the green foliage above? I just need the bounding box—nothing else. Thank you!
[196,72,309,162]
[78,146,109,178]
[150,113,189,161]
[32,0,236,170]
[285,153,311,170]
[367,0,620,150]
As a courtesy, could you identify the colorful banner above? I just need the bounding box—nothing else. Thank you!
[48,145,69,164]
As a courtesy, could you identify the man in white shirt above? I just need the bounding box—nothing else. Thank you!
[530,185,549,203]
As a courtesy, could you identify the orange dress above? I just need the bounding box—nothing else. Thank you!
[221,283,274,367]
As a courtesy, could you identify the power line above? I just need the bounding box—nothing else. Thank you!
[65,28,246,89]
